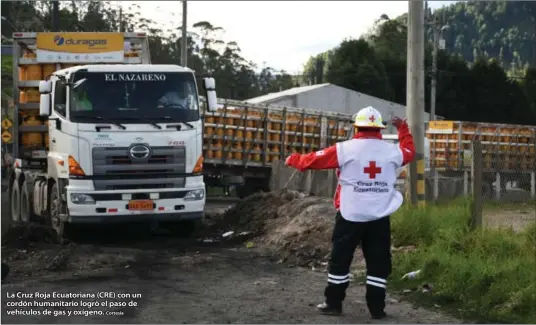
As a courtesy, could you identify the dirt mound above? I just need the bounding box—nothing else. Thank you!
[210,190,360,267]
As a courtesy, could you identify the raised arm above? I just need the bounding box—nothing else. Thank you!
[393,117,416,166]
[285,145,339,171]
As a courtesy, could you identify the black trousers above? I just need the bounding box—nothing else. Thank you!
[324,212,392,315]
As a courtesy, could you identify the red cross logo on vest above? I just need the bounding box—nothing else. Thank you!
[369,115,376,122]
[364,161,382,179]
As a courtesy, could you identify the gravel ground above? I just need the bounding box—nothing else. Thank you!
[1,194,459,324]
[1,242,457,324]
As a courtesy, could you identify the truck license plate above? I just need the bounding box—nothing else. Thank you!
[128,200,154,211]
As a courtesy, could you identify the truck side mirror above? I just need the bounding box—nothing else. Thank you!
[39,80,52,94]
[203,77,217,112]
[39,94,51,116]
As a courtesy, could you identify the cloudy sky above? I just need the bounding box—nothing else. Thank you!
[135,1,456,73]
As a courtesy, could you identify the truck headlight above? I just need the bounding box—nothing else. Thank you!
[70,193,95,204]
[184,189,205,201]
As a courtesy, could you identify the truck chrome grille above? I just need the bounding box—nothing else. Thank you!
[92,146,186,190]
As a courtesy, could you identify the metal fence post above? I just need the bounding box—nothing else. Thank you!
[471,140,483,230]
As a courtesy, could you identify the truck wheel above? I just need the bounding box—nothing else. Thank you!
[235,184,249,199]
[20,180,33,224]
[49,183,66,244]
[10,181,21,224]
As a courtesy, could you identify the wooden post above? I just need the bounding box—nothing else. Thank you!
[471,141,483,230]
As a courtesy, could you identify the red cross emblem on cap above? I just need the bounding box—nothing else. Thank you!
[369,115,376,122]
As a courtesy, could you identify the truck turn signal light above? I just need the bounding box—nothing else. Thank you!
[68,155,86,176]
[193,155,203,174]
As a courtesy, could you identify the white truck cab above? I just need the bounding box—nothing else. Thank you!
[12,63,218,239]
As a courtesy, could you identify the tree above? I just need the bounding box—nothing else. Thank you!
[325,38,394,100]
[0,1,296,101]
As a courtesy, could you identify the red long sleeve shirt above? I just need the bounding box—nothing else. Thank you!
[286,123,416,210]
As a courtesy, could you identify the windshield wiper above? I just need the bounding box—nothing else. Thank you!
[117,117,162,129]
[93,116,127,130]
[160,116,194,130]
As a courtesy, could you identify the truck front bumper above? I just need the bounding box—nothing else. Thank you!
[65,183,206,224]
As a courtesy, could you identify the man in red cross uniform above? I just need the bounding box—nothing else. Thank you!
[285,106,415,319]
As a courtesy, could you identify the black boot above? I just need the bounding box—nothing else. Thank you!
[371,310,387,320]
[316,302,342,316]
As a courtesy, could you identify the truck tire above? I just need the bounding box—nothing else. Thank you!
[10,181,21,224]
[49,183,66,244]
[235,184,249,199]
[20,180,33,224]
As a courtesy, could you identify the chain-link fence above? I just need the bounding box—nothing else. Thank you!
[466,139,536,231]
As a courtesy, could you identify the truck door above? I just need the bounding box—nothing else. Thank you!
[48,80,69,153]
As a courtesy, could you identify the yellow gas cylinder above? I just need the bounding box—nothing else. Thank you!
[255,113,264,128]
[205,115,215,124]
[21,115,43,147]
[233,143,243,160]
[216,128,224,137]
[272,146,280,161]
[253,145,261,161]
[287,115,298,131]
[225,148,233,160]
[42,64,56,79]
[25,88,40,102]
[305,118,315,133]
[18,66,27,81]
[24,52,43,80]
[205,126,215,136]
[235,129,244,139]
[20,91,28,103]
[225,128,234,137]
[270,133,281,142]
[213,143,223,159]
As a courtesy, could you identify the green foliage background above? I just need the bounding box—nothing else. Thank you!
[2,0,536,125]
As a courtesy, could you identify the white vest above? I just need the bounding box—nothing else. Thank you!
[336,138,404,222]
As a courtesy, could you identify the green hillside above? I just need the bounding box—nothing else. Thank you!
[301,1,536,125]
[437,1,536,69]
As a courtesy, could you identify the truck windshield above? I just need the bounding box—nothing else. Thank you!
[69,71,199,123]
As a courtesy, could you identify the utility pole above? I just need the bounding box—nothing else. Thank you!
[430,13,439,202]
[428,8,448,202]
[406,0,426,206]
[52,1,60,32]
[118,7,124,32]
[180,1,188,67]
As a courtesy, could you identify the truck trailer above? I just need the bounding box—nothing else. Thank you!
[6,32,218,241]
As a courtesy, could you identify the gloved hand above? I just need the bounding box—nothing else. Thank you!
[285,153,301,168]
[392,116,408,129]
